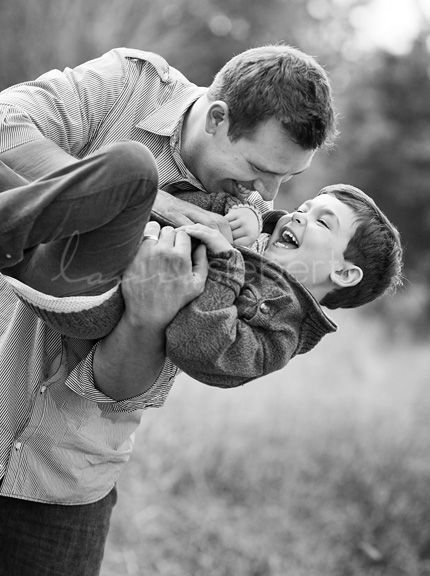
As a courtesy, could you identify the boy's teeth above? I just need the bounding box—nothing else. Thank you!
[281,229,299,247]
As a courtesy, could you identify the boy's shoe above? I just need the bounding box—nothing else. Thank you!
[3,275,124,339]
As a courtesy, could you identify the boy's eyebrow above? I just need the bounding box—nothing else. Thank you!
[298,202,340,228]
[320,208,340,227]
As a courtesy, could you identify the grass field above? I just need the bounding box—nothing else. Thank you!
[101,309,430,576]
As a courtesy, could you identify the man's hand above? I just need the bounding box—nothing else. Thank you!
[152,189,233,242]
[121,221,208,331]
[93,221,208,401]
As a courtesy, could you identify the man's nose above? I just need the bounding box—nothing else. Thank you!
[253,175,284,201]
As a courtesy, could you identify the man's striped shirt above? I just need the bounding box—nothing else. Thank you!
[0,47,257,504]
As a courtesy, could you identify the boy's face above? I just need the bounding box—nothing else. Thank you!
[195,110,314,202]
[264,194,359,294]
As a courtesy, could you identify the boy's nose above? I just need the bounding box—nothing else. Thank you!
[291,211,306,225]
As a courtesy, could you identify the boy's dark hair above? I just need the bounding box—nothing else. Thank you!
[319,184,403,309]
[207,44,337,150]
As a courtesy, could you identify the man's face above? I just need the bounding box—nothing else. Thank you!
[195,113,314,201]
[264,194,358,291]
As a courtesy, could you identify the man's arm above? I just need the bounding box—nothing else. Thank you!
[93,223,208,401]
[152,189,234,242]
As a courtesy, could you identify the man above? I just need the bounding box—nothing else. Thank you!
[0,44,336,575]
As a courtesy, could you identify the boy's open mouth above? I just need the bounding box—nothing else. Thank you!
[273,226,300,249]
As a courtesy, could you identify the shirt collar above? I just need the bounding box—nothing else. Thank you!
[135,85,206,137]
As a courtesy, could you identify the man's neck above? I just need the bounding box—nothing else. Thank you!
[180,95,207,175]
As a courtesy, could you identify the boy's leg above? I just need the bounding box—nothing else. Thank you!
[0,487,117,576]
[0,141,158,296]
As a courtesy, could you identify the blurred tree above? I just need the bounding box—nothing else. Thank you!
[332,35,430,290]
[1,0,428,327]
[0,0,359,86]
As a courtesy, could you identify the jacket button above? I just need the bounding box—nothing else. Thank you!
[259,302,270,314]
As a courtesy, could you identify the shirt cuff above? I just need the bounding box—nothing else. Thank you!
[65,343,179,413]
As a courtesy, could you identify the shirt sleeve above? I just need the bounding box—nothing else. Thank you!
[0,49,133,155]
[65,341,179,413]
[165,249,299,388]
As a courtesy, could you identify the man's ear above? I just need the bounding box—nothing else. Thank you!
[205,101,229,135]
[330,262,363,288]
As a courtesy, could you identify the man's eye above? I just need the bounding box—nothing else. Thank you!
[318,219,329,228]
[250,164,262,173]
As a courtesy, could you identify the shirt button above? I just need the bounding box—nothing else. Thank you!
[5,253,12,259]
[40,385,47,394]
[259,302,270,314]
[15,442,22,450]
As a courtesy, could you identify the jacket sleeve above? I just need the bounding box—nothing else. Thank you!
[168,189,242,214]
[165,250,300,388]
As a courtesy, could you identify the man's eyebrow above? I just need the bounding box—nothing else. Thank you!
[250,161,292,177]
[250,162,308,178]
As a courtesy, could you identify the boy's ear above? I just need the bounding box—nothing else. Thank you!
[205,101,229,135]
[330,262,363,288]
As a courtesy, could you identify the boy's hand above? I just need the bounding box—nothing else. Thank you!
[226,205,261,246]
[177,223,233,255]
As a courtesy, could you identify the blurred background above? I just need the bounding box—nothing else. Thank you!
[1,0,429,573]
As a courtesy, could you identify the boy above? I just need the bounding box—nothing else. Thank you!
[165,184,403,386]
[4,183,403,388]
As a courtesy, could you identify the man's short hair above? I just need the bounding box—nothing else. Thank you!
[207,44,337,149]
[319,184,403,309]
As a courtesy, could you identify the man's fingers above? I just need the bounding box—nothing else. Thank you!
[218,221,233,243]
[192,243,208,289]
[143,221,161,242]
[158,225,175,247]
[172,213,195,226]
[174,229,192,252]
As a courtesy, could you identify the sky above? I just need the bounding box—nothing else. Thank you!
[348,0,430,54]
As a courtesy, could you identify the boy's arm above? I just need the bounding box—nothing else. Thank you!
[165,247,300,388]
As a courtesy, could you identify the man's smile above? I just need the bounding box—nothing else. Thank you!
[232,181,254,200]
